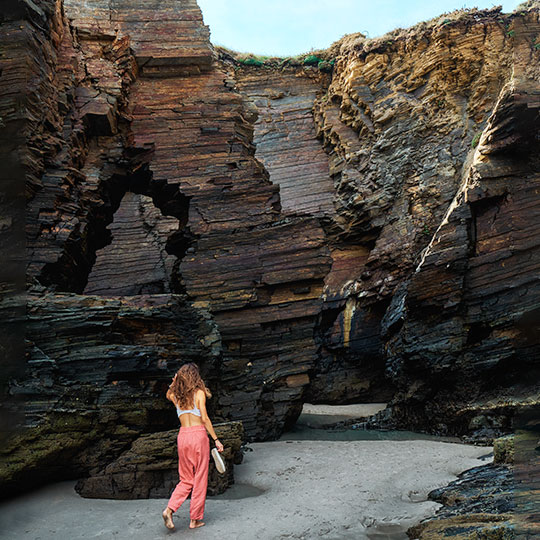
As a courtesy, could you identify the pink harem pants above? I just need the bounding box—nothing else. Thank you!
[167,425,210,520]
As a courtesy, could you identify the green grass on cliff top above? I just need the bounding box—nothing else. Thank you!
[215,47,336,69]
[217,2,538,68]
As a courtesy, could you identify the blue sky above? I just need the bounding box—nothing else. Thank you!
[198,0,524,56]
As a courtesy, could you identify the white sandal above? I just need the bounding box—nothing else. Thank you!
[211,448,226,474]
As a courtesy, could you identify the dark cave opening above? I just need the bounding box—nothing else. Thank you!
[299,297,397,424]
[466,322,492,345]
[36,171,128,293]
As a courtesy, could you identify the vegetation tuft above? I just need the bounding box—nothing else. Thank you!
[216,46,336,73]
[317,59,335,72]
[303,54,322,65]
[238,57,264,67]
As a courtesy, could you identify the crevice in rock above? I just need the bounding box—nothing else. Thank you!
[468,193,508,256]
[82,165,193,297]
[37,169,128,293]
[466,322,492,345]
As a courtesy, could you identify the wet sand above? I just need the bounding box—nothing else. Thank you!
[0,432,491,539]
[299,403,387,428]
[301,403,387,418]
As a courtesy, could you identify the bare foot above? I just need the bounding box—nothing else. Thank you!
[162,508,175,530]
[189,519,205,529]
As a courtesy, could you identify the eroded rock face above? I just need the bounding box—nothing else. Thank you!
[1,0,224,496]
[1,0,539,497]
[408,423,540,538]
[75,421,244,499]
[229,6,540,429]
[0,291,220,495]
[232,64,397,406]
[84,192,179,296]
[381,12,540,432]
[127,60,333,439]
[234,68,335,218]
[310,9,517,324]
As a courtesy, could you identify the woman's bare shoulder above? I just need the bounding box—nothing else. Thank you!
[194,388,206,406]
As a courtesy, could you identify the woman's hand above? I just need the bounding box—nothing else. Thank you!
[215,439,224,452]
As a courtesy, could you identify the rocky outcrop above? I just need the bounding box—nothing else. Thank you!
[0,0,69,399]
[127,60,333,438]
[1,0,332,496]
[0,291,220,495]
[381,9,540,433]
[64,0,213,77]
[226,5,540,432]
[75,421,244,499]
[231,64,396,405]
[234,68,335,218]
[1,0,224,497]
[408,416,540,539]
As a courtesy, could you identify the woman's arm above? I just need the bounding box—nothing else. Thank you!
[196,389,224,452]
[166,375,178,404]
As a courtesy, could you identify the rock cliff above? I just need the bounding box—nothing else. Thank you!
[0,0,539,496]
[314,5,540,436]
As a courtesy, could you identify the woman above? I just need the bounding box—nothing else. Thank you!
[162,363,224,530]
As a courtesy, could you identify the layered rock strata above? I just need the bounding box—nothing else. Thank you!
[64,0,213,77]
[229,5,540,430]
[84,192,179,296]
[1,0,224,496]
[233,68,335,218]
[0,0,68,398]
[381,10,540,432]
[231,64,396,405]
[1,0,331,496]
[63,0,336,441]
[75,421,244,499]
[128,62,332,439]
[0,291,220,495]
[408,417,540,539]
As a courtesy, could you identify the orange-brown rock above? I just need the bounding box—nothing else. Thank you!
[380,9,540,433]
[307,6,539,431]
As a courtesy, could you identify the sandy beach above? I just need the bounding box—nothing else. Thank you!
[0,425,490,540]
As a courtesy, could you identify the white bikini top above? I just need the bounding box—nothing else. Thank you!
[175,400,201,418]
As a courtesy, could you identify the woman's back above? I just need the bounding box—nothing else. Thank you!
[176,390,204,427]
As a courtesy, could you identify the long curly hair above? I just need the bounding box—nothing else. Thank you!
[168,363,211,409]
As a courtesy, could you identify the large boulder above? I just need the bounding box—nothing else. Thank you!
[75,421,244,498]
